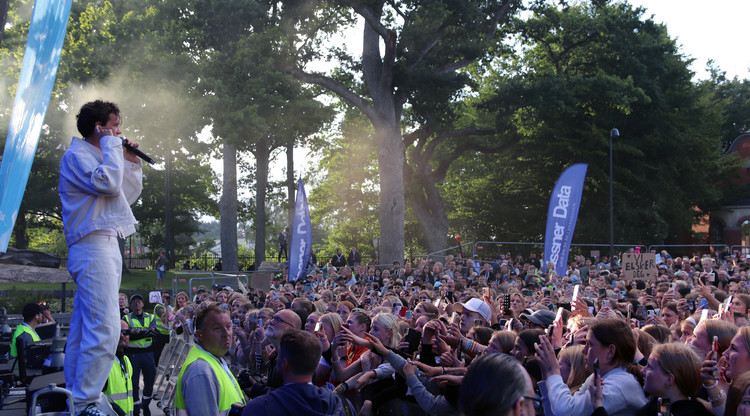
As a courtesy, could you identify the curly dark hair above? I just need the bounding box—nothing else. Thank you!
[76,100,120,138]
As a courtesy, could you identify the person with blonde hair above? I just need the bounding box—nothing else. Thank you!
[174,291,189,312]
[485,330,516,355]
[726,372,750,416]
[314,313,344,385]
[687,319,737,358]
[640,342,712,415]
[558,345,590,394]
[679,315,698,343]
[341,313,403,416]
[319,313,344,338]
[703,326,750,416]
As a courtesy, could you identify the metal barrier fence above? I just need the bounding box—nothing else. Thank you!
[731,245,750,257]
[59,253,261,271]
[471,241,543,261]
[63,243,740,274]
[169,270,283,297]
[469,241,645,262]
[135,253,258,271]
[426,242,475,263]
[647,244,727,259]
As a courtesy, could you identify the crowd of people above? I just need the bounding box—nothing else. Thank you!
[125,249,750,416]
[47,99,750,416]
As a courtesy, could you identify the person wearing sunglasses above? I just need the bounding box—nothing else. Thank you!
[245,310,303,399]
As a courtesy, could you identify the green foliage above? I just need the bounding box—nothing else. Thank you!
[0,289,53,314]
[132,153,218,254]
[309,108,381,260]
[26,225,67,258]
[443,0,744,246]
[1,0,219,254]
[698,63,750,151]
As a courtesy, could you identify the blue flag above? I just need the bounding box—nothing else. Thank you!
[0,0,73,251]
[543,164,588,273]
[288,178,312,282]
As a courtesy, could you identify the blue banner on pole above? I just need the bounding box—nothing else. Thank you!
[543,163,588,273]
[288,178,312,282]
[0,0,73,252]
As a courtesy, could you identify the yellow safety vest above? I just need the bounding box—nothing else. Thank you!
[174,346,245,416]
[154,306,170,335]
[10,324,40,357]
[105,355,134,416]
[123,313,154,348]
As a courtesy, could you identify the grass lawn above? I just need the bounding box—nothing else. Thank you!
[0,269,259,313]
[0,270,177,290]
[0,269,239,293]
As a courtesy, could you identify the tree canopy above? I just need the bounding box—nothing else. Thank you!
[1,0,748,262]
[440,1,743,246]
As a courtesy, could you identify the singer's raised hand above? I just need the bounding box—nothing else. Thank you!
[95,125,114,139]
[122,138,140,163]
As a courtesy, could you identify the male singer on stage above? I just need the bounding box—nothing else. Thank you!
[60,100,143,416]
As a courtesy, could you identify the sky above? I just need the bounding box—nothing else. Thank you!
[631,0,750,80]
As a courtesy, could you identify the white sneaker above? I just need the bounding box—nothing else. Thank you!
[76,403,108,416]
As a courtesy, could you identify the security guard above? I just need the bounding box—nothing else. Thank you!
[122,294,156,416]
[10,303,43,358]
[152,291,172,366]
[105,320,134,416]
[174,303,245,416]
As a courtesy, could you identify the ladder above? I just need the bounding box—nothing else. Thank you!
[153,332,193,416]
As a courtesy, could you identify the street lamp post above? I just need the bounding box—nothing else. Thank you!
[609,128,619,263]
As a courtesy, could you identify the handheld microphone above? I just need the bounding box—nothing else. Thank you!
[122,138,156,165]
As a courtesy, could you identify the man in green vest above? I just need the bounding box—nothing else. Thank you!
[105,320,134,416]
[122,294,157,416]
[174,303,245,416]
[152,290,172,366]
[10,303,44,358]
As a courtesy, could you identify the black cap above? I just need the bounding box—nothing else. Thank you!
[130,294,143,302]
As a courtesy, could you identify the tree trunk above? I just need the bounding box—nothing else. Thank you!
[220,139,238,271]
[118,237,131,274]
[0,0,9,47]
[405,148,450,255]
[13,209,27,249]
[254,137,270,267]
[374,124,405,264]
[286,139,295,229]
[362,12,405,265]
[408,174,449,255]
[164,147,175,268]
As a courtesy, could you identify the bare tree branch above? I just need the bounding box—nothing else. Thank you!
[385,0,407,20]
[381,29,398,89]
[280,65,381,124]
[486,0,513,43]
[348,0,392,41]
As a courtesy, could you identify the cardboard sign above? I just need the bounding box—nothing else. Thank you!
[621,253,657,280]
[590,250,600,259]
[149,291,162,304]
